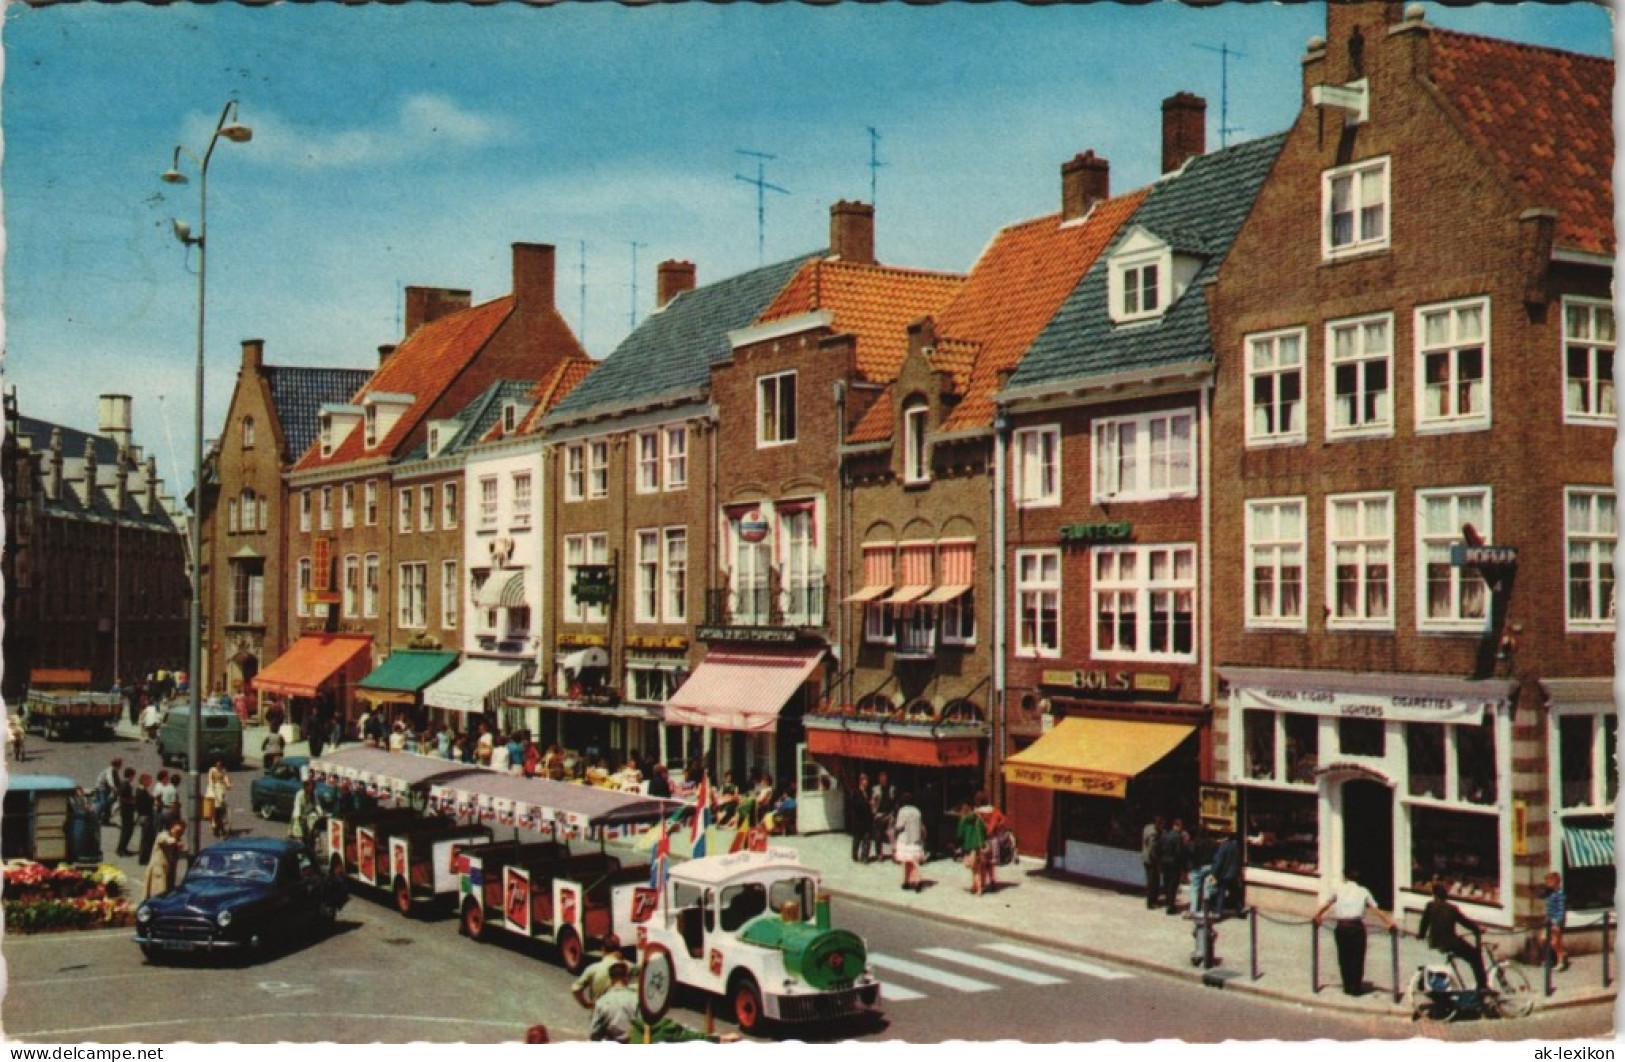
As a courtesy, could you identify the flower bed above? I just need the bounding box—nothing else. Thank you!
[4,860,136,932]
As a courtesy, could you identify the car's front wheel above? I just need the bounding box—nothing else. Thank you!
[730,972,765,1035]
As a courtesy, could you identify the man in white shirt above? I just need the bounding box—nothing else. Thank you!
[1313,867,1397,995]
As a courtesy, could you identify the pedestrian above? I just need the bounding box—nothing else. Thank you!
[1156,817,1191,914]
[506,733,525,775]
[135,773,158,865]
[1313,866,1396,996]
[436,727,453,759]
[975,793,1008,891]
[115,767,138,856]
[95,756,123,825]
[308,708,328,759]
[955,800,989,895]
[647,763,672,800]
[588,960,639,1043]
[144,818,185,900]
[1141,814,1165,910]
[523,740,541,778]
[1542,871,1570,971]
[1209,832,1242,919]
[892,791,926,892]
[571,935,636,1008]
[265,701,286,736]
[849,772,874,863]
[155,770,181,828]
[490,732,511,772]
[232,688,250,724]
[1417,881,1487,993]
[262,727,286,770]
[869,771,896,863]
[206,759,232,838]
[128,684,143,727]
[290,777,324,858]
[139,699,161,742]
[8,710,23,763]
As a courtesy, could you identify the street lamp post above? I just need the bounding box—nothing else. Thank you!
[162,100,252,859]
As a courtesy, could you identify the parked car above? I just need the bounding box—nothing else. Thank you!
[248,756,350,821]
[157,704,243,770]
[134,837,346,962]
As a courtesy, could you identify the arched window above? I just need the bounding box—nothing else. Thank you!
[902,398,930,484]
[242,416,255,448]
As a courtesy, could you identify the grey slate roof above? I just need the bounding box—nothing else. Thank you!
[13,415,181,531]
[1008,133,1286,392]
[396,379,536,464]
[265,366,373,459]
[544,251,822,425]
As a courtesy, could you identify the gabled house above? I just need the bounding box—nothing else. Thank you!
[994,95,1285,885]
[1208,2,1615,930]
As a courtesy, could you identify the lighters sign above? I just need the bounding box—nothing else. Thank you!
[1231,684,1504,725]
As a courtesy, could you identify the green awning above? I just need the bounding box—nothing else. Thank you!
[1563,825,1615,870]
[357,650,459,696]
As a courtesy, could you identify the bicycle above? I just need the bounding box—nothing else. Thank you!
[1406,940,1534,1022]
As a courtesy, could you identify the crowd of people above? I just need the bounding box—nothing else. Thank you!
[845,772,1012,896]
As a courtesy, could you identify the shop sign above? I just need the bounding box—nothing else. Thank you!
[1002,763,1126,799]
[1199,784,1237,834]
[572,565,614,607]
[696,625,798,644]
[1041,668,1133,692]
[1059,521,1133,544]
[1451,544,1518,568]
[557,633,608,650]
[738,510,770,543]
[1511,799,1528,857]
[626,634,688,651]
[1232,684,1501,725]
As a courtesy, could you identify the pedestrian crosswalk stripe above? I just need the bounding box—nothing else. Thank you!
[979,942,1132,981]
[867,952,997,992]
[918,947,1067,985]
[875,981,926,1002]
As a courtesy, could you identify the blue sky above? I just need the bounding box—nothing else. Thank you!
[1,1,1612,495]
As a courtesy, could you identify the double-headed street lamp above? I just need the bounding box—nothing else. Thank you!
[161,99,252,859]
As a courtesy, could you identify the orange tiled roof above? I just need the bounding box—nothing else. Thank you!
[293,297,513,472]
[754,260,964,383]
[846,337,983,445]
[1428,29,1613,256]
[513,354,598,436]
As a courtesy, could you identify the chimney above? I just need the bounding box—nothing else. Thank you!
[829,201,876,265]
[241,339,264,372]
[143,454,160,516]
[82,436,98,489]
[1162,92,1207,174]
[98,394,133,450]
[657,260,697,307]
[377,344,397,367]
[404,286,473,337]
[45,427,63,501]
[512,242,557,314]
[1061,151,1110,221]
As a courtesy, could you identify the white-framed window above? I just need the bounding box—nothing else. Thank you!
[1246,329,1305,445]
[1093,409,1195,501]
[397,562,427,629]
[1564,297,1616,425]
[1416,298,1490,432]
[1120,261,1160,320]
[627,666,682,706]
[227,498,240,535]
[320,486,334,531]
[442,482,459,529]
[1245,498,1305,629]
[1015,549,1061,658]
[903,401,930,484]
[363,553,380,619]
[864,603,895,645]
[442,559,459,629]
[397,488,412,534]
[479,476,499,528]
[562,533,609,624]
[419,485,434,531]
[942,592,977,646]
[1566,487,1616,631]
[663,528,687,623]
[1417,487,1492,630]
[588,440,609,499]
[635,529,661,624]
[364,480,379,526]
[1322,157,1389,258]
[1326,313,1393,437]
[363,404,378,448]
[296,557,312,618]
[564,444,585,502]
[300,490,311,533]
[637,431,661,493]
[727,510,774,626]
[779,505,822,626]
[757,371,798,446]
[229,560,265,625]
[1094,545,1196,661]
[242,416,255,449]
[1556,711,1618,812]
[1012,425,1061,508]
[502,402,518,434]
[342,554,360,618]
[664,426,688,490]
[1327,493,1393,629]
[511,473,532,529]
[319,414,333,457]
[938,541,976,646]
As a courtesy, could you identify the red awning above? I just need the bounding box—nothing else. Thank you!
[665,647,824,732]
[883,543,934,605]
[253,634,372,699]
[919,540,975,605]
[844,543,896,604]
[805,726,982,768]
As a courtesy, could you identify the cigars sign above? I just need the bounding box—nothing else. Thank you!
[1231,683,1505,725]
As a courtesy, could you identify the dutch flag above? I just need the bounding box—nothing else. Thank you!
[690,776,712,859]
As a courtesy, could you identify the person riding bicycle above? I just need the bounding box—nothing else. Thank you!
[1418,881,1487,994]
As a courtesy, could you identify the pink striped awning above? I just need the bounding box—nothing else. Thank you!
[884,544,935,605]
[844,543,895,604]
[665,647,826,732]
[919,541,975,605]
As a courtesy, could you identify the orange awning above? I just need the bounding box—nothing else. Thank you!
[665,647,824,732]
[253,634,372,699]
[806,726,982,768]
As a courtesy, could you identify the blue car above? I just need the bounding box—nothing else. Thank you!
[134,837,347,962]
[248,756,356,821]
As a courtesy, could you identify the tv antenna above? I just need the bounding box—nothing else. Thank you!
[1195,42,1246,148]
[577,240,588,352]
[629,241,648,329]
[867,126,887,208]
[735,149,789,265]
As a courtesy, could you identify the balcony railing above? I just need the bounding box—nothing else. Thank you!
[705,571,827,628]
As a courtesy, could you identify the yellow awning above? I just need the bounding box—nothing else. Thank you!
[1002,717,1194,799]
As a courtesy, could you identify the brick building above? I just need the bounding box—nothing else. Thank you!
[1207,3,1614,930]
[994,102,1284,883]
[198,339,369,701]
[533,252,816,771]
[817,154,1142,844]
[678,203,964,795]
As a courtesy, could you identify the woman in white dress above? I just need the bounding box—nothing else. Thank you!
[892,793,926,892]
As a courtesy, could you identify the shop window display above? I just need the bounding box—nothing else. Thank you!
[1283,713,1319,783]
[1245,788,1318,876]
[1406,724,1446,799]
[1243,710,1275,780]
[1056,792,1140,851]
[1338,716,1384,758]
[1455,719,1497,806]
[1408,805,1499,906]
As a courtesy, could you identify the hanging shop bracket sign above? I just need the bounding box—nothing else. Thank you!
[572,565,615,607]
[1199,784,1238,834]
[1059,521,1133,545]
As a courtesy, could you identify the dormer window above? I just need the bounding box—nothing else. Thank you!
[502,402,518,434]
[902,400,930,485]
[1124,263,1159,317]
[428,426,442,455]
[1107,227,1182,325]
[319,414,333,457]
[364,404,379,447]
